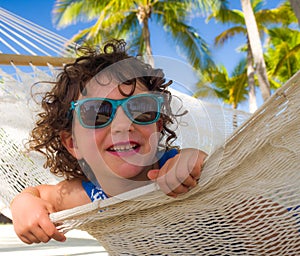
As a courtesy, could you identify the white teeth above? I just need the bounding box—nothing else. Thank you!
[110,143,137,152]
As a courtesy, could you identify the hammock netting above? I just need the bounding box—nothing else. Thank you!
[48,71,300,255]
[0,64,300,255]
[0,7,75,57]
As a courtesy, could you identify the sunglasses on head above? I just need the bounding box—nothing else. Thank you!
[69,94,164,129]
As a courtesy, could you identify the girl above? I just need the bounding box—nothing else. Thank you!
[10,39,207,244]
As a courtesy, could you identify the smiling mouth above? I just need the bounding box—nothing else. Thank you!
[107,143,139,153]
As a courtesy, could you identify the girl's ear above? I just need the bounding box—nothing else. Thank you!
[60,131,83,159]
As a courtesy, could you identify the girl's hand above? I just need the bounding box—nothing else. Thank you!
[11,192,66,244]
[147,148,207,197]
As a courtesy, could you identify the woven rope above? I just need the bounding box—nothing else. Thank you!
[0,64,59,216]
[48,71,300,255]
[0,7,75,56]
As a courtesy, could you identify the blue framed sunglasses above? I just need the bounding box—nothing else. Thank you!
[69,94,164,129]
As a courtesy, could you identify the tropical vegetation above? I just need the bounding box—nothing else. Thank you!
[52,0,300,112]
[198,0,299,111]
[52,0,215,69]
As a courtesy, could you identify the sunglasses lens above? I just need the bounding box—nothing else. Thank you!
[79,100,112,127]
[127,95,159,123]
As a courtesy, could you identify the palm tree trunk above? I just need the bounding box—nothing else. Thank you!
[137,5,154,66]
[289,0,300,26]
[240,0,271,102]
[247,41,257,113]
[232,103,238,129]
[142,18,154,67]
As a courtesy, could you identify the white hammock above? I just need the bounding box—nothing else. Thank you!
[1,67,300,255]
[48,70,300,255]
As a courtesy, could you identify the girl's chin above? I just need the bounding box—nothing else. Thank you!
[108,162,149,180]
[114,168,146,180]
[107,151,156,168]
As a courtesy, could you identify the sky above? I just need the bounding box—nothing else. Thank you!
[0,0,285,110]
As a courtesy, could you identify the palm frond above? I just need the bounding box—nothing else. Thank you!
[214,26,246,46]
[208,7,244,25]
[53,0,111,27]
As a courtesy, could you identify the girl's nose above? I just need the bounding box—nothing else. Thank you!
[111,107,134,133]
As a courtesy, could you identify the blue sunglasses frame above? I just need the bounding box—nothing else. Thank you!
[69,94,164,129]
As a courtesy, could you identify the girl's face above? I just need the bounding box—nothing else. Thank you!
[62,77,163,193]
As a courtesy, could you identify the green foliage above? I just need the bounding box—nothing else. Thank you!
[52,0,299,110]
[52,0,216,70]
[265,27,300,86]
[194,59,248,109]
[199,0,299,109]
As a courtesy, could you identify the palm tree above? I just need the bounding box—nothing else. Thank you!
[194,59,248,127]
[240,0,271,102]
[194,59,248,110]
[52,0,215,69]
[265,27,300,85]
[208,2,259,112]
[208,0,291,112]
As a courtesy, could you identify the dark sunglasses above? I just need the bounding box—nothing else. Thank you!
[69,94,164,129]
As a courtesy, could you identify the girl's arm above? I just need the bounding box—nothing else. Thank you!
[10,178,91,244]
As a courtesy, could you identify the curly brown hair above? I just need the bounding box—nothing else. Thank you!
[28,39,182,180]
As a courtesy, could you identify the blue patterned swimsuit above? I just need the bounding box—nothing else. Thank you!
[82,149,179,202]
